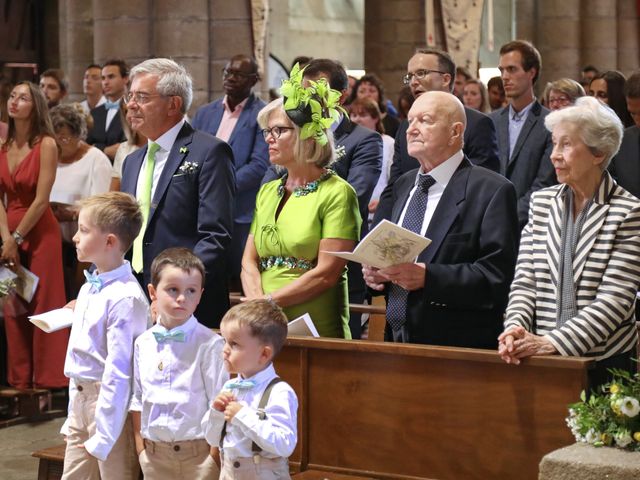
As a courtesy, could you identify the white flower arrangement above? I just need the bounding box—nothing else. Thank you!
[178,161,199,174]
[335,145,346,160]
[566,368,640,451]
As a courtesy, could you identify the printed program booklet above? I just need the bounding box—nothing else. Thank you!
[287,313,320,337]
[323,219,431,269]
[29,307,74,333]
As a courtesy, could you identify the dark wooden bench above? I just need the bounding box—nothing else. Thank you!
[31,444,65,480]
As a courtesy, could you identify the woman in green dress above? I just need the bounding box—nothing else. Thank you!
[241,73,361,338]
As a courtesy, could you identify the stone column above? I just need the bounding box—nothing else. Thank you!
[207,0,254,104]
[92,1,151,67]
[580,0,619,71]
[364,0,431,109]
[153,0,210,113]
[616,0,640,74]
[58,0,94,102]
[534,0,582,92]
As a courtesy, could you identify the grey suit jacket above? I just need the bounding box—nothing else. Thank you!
[609,125,640,198]
[490,101,557,227]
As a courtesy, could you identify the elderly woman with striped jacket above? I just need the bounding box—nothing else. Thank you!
[498,96,640,390]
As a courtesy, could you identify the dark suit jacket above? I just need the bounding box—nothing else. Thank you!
[86,104,126,152]
[609,125,640,198]
[373,107,499,225]
[192,93,269,224]
[378,158,519,348]
[121,122,236,327]
[490,101,556,226]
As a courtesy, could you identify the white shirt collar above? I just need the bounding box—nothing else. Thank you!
[93,261,132,288]
[417,150,464,189]
[149,118,186,153]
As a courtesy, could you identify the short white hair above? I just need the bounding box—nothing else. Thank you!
[129,58,193,113]
[545,96,623,168]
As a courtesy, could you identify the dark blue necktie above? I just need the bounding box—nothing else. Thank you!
[386,174,436,331]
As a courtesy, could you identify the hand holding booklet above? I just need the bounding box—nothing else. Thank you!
[29,307,74,333]
[323,219,431,269]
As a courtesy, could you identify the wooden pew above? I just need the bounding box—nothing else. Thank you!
[276,337,592,480]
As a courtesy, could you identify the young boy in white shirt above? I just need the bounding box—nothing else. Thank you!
[131,247,228,479]
[204,299,298,479]
[62,192,150,480]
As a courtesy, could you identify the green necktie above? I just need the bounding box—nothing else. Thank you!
[132,142,161,273]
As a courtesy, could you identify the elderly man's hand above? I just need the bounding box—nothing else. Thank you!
[363,264,388,291]
[379,262,426,292]
[498,326,556,364]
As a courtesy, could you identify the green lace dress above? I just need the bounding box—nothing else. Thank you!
[250,170,361,338]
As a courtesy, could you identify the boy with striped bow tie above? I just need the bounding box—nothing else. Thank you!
[130,247,229,479]
[204,299,298,479]
[62,192,150,480]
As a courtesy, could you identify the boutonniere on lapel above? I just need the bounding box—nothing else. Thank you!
[178,161,199,174]
[179,146,189,154]
[335,145,346,160]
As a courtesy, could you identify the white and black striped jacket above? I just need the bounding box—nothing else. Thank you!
[505,173,640,359]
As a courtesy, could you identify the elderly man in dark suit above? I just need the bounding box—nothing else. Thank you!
[364,91,519,348]
[86,59,129,162]
[609,70,640,198]
[374,48,500,225]
[490,40,556,227]
[263,58,382,338]
[121,58,235,327]
[192,54,269,288]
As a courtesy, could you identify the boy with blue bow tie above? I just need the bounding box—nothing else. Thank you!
[61,192,150,480]
[204,300,298,479]
[130,247,228,479]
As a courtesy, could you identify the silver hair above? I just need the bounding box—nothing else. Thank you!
[129,58,193,113]
[544,96,623,168]
[257,98,335,169]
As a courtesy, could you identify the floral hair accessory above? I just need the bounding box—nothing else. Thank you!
[279,63,346,146]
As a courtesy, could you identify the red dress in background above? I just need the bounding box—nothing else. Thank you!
[0,142,68,389]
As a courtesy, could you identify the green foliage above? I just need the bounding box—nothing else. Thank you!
[566,367,640,451]
[0,277,15,298]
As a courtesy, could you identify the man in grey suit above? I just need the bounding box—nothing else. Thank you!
[609,70,640,198]
[490,40,556,227]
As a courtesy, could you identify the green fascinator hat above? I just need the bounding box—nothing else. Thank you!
[280,63,346,146]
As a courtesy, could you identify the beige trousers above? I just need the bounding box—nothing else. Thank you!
[61,381,139,480]
[220,455,290,480]
[139,438,220,480]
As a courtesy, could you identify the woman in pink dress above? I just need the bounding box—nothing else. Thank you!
[0,82,67,389]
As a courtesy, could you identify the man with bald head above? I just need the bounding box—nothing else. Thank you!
[364,91,519,348]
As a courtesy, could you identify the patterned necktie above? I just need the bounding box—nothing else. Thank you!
[152,329,186,343]
[132,142,161,273]
[386,174,437,332]
[83,270,103,292]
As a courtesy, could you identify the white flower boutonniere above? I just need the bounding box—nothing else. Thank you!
[179,146,189,154]
[335,145,346,160]
[179,161,199,174]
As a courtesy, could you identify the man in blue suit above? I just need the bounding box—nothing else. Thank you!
[121,58,235,327]
[490,40,556,227]
[192,54,269,288]
[262,58,383,338]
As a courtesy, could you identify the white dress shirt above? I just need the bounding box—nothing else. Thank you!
[130,315,228,442]
[135,118,186,201]
[62,261,150,460]
[203,364,298,459]
[398,150,464,236]
[80,95,106,115]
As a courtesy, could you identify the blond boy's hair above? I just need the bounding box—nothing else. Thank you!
[79,192,143,252]
[221,299,289,355]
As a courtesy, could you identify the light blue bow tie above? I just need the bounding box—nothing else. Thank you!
[105,100,120,110]
[83,270,103,291]
[226,379,257,390]
[153,330,186,343]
